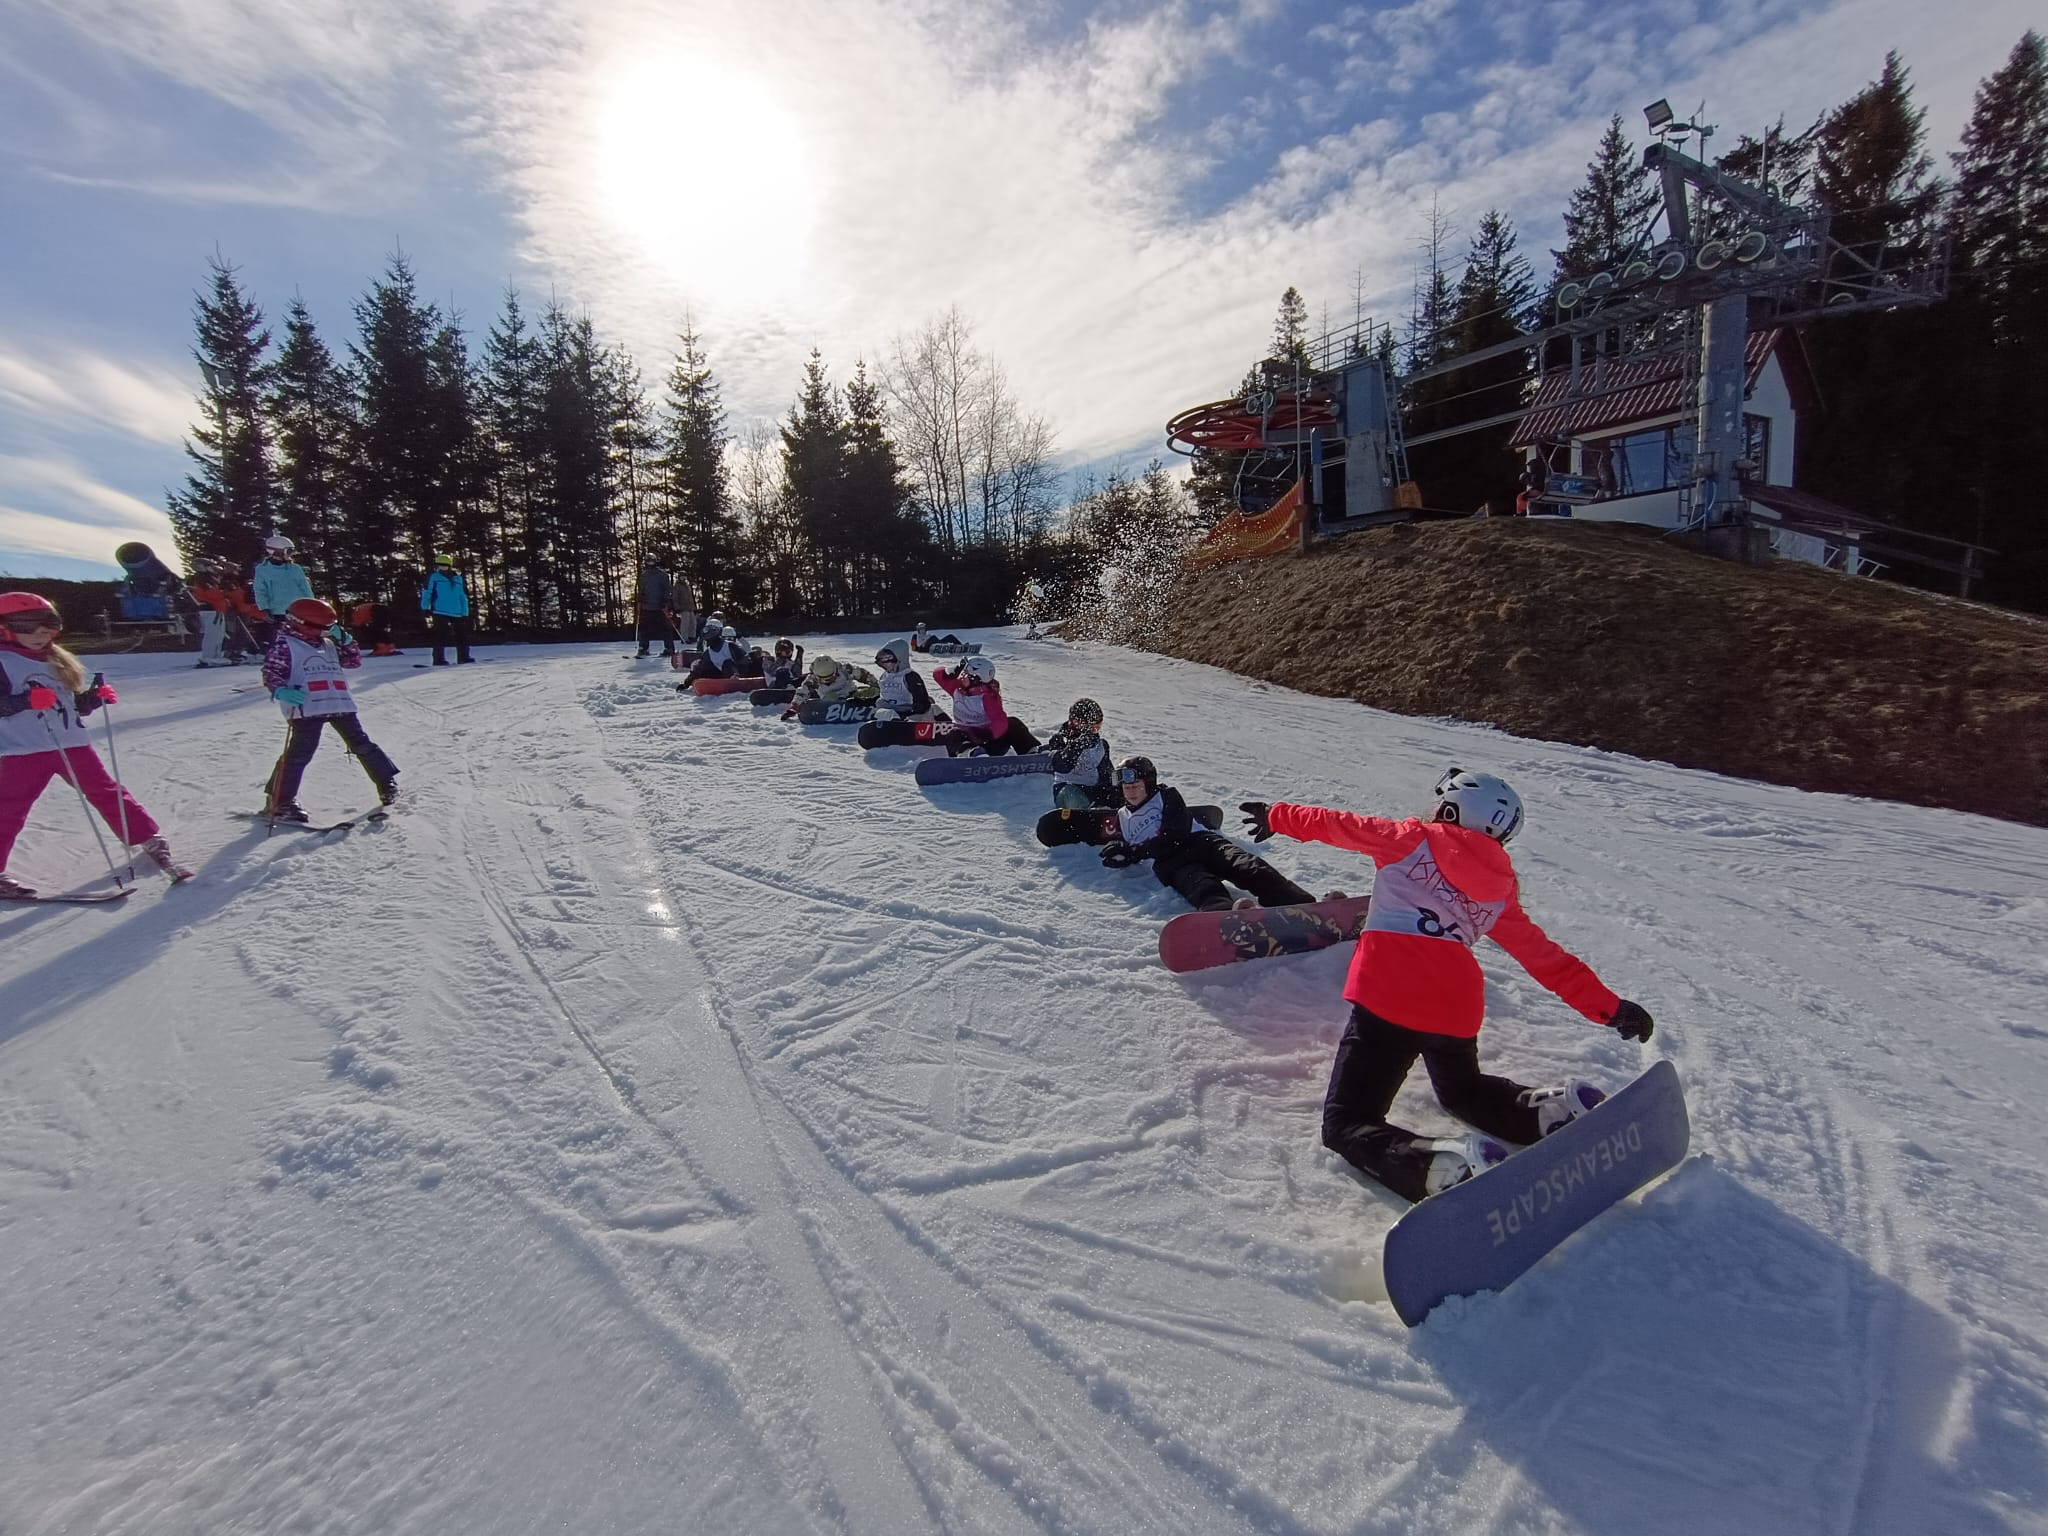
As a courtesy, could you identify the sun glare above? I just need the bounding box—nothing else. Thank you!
[595,54,819,302]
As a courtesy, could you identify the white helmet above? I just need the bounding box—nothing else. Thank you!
[961,655,995,683]
[263,534,294,552]
[702,619,725,641]
[1432,769,1523,844]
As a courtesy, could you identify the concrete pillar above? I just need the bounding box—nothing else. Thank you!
[1696,295,1748,527]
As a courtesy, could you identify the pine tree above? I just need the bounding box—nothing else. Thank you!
[1550,115,1659,295]
[479,289,547,630]
[1949,32,2048,305]
[843,359,926,611]
[1270,286,1312,371]
[165,255,276,575]
[780,350,847,614]
[604,350,659,626]
[658,323,739,613]
[267,296,353,599]
[1405,199,1460,372]
[1947,32,2048,606]
[1414,210,1536,511]
[1812,52,1941,252]
[536,302,616,631]
[345,254,442,602]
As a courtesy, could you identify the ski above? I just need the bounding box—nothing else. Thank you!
[231,809,389,834]
[913,752,1053,786]
[0,885,133,905]
[1158,894,1371,972]
[1381,1060,1691,1326]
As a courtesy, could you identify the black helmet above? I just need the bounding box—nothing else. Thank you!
[1068,697,1103,728]
[1116,755,1157,790]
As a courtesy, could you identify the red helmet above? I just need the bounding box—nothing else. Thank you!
[285,597,338,636]
[0,591,61,641]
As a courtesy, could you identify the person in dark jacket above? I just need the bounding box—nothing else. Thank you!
[1100,756,1313,912]
[636,557,680,658]
[1041,697,1113,810]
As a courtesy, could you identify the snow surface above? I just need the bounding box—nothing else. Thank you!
[3,632,2045,1536]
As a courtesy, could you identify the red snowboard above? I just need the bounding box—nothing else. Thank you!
[1157,895,1372,973]
[688,675,764,696]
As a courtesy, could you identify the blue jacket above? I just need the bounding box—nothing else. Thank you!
[253,559,314,617]
[422,569,470,618]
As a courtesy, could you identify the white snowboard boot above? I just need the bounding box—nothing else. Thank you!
[1523,1080,1607,1138]
[1422,1132,1510,1197]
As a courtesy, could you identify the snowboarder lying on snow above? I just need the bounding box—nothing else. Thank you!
[757,638,805,690]
[909,622,963,652]
[680,619,760,681]
[780,655,877,719]
[1042,697,1113,810]
[871,642,944,722]
[262,599,400,823]
[1238,769,1656,1202]
[932,656,1037,756]
[0,592,187,897]
[1100,755,1312,913]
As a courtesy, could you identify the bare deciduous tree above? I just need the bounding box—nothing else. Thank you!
[883,307,1057,559]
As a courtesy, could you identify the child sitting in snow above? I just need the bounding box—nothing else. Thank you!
[1041,697,1112,809]
[932,655,1037,756]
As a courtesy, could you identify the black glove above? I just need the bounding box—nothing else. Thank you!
[1239,801,1275,842]
[1099,840,1139,868]
[74,685,105,718]
[1610,1000,1655,1042]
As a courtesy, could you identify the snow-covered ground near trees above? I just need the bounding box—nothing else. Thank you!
[3,631,2045,1536]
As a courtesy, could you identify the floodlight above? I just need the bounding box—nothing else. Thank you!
[1644,99,1675,133]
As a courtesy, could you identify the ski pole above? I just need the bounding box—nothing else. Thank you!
[91,675,138,880]
[39,708,127,890]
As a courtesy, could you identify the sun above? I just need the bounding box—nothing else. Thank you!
[594,53,819,303]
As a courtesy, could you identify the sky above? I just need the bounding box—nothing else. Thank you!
[0,0,2039,579]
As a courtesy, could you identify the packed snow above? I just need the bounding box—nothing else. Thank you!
[3,631,2044,1536]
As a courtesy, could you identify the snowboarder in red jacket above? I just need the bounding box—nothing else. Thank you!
[1240,769,1655,1201]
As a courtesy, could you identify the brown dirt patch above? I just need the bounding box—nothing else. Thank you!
[1143,519,2048,829]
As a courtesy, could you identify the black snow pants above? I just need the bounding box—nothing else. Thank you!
[945,718,1040,756]
[1152,831,1313,912]
[1321,1004,1544,1202]
[268,714,400,811]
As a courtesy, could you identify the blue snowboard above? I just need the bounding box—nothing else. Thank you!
[913,752,1053,786]
[1381,1059,1689,1326]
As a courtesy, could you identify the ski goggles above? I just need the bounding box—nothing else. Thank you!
[1116,766,1148,785]
[6,616,60,634]
[1433,766,1464,797]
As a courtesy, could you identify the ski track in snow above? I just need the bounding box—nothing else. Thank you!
[2,635,2045,1536]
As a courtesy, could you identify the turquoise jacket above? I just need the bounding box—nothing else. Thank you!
[421,569,470,618]
[252,558,314,617]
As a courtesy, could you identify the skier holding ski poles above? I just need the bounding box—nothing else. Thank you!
[1238,769,1656,1201]
[0,593,186,898]
[261,599,400,823]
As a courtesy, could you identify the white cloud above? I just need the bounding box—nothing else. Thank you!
[0,457,175,565]
[0,346,197,449]
[7,0,2042,482]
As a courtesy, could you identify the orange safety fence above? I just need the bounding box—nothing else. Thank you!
[1187,480,1305,568]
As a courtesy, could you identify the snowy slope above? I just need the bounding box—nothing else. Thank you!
[2,633,2044,1536]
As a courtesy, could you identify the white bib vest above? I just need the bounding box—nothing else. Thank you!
[277,635,357,719]
[1363,842,1508,948]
